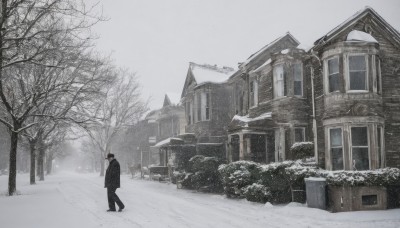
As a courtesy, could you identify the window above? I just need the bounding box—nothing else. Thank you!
[249,80,258,107]
[327,57,340,92]
[330,128,343,170]
[294,63,303,96]
[349,55,367,91]
[294,128,305,142]
[377,127,383,168]
[187,101,193,124]
[351,127,369,170]
[200,91,210,121]
[362,195,378,206]
[274,64,284,97]
[196,93,201,122]
[377,58,382,94]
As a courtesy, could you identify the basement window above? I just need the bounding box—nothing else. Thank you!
[362,195,378,206]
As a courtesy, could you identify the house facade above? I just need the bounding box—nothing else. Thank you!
[227,33,312,163]
[309,7,400,170]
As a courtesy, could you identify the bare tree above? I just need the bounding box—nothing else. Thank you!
[0,0,105,195]
[87,69,148,176]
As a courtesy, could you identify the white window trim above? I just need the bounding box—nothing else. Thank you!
[327,126,345,171]
[346,54,369,93]
[324,56,340,94]
[377,125,385,168]
[378,58,382,94]
[372,55,377,93]
[293,62,303,97]
[349,125,370,170]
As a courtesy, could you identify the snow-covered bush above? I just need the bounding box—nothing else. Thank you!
[325,168,400,186]
[218,161,260,198]
[176,155,223,192]
[289,142,314,160]
[243,183,272,203]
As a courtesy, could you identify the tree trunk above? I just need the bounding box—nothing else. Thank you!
[100,154,105,176]
[29,140,36,185]
[8,126,19,196]
[46,155,53,175]
[37,144,45,181]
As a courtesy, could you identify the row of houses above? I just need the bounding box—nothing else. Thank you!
[134,7,400,172]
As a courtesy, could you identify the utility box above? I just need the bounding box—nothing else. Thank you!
[305,177,327,210]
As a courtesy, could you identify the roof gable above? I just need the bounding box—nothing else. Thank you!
[313,7,400,50]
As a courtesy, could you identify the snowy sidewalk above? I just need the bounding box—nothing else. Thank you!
[1,172,399,228]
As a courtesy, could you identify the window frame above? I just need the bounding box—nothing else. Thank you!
[325,56,340,94]
[293,62,303,97]
[346,54,369,93]
[294,127,305,142]
[377,126,384,168]
[249,79,258,108]
[273,64,285,98]
[350,126,370,170]
[328,127,345,171]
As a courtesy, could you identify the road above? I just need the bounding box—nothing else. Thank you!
[1,172,399,228]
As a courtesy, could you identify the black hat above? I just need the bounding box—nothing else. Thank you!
[105,153,114,159]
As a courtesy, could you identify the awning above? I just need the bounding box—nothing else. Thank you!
[228,112,273,132]
[152,137,184,148]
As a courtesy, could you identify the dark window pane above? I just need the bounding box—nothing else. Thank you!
[377,127,382,167]
[295,128,304,142]
[352,127,368,146]
[330,128,342,147]
[349,56,366,71]
[350,71,366,90]
[329,73,340,92]
[332,148,344,170]
[352,147,369,170]
[328,58,339,74]
[294,81,302,96]
[362,195,378,206]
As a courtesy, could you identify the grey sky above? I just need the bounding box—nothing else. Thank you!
[91,0,400,110]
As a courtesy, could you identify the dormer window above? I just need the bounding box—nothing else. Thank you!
[348,55,367,91]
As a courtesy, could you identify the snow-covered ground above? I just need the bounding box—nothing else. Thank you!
[1,172,399,228]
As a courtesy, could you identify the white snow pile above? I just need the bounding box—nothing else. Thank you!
[346,30,378,43]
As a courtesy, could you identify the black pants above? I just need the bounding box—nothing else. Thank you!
[107,187,124,210]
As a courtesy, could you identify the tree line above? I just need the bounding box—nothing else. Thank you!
[0,0,148,196]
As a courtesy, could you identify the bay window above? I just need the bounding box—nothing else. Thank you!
[273,64,284,98]
[327,57,340,93]
[351,127,369,170]
[348,55,367,91]
[293,63,303,96]
[249,79,258,107]
[330,128,344,170]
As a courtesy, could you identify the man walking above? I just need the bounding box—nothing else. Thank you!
[105,153,125,212]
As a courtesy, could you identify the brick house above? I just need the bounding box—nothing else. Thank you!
[309,7,400,170]
[227,33,311,163]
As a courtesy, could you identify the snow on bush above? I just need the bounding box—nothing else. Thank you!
[325,168,400,186]
[289,142,314,160]
[243,183,272,203]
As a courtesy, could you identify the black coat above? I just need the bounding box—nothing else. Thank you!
[105,159,121,189]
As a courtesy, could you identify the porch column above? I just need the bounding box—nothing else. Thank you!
[227,134,232,163]
[239,133,244,160]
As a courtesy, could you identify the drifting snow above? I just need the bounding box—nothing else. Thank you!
[1,173,399,228]
[347,30,378,43]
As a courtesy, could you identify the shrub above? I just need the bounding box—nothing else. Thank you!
[243,183,271,203]
[176,155,223,192]
[290,142,314,160]
[325,168,400,187]
[218,161,261,198]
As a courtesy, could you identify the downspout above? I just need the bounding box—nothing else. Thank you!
[309,49,321,166]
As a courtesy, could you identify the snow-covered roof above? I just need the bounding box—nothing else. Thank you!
[232,112,272,123]
[165,92,181,106]
[190,62,235,85]
[153,137,183,148]
[242,32,300,66]
[346,30,378,43]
